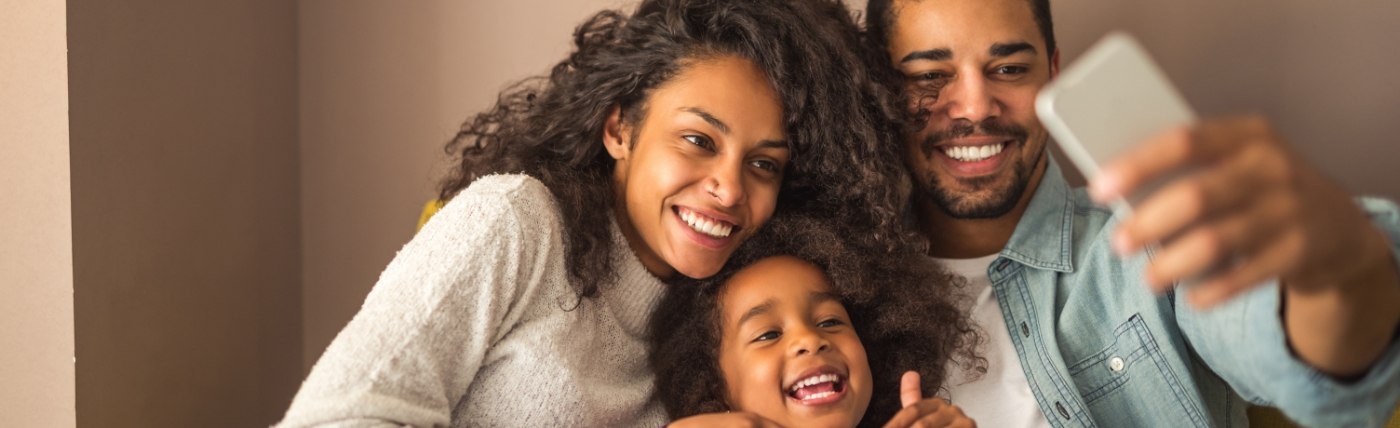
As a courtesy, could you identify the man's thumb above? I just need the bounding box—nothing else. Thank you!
[899,371,922,408]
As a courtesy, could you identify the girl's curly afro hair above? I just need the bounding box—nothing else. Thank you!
[649,213,985,426]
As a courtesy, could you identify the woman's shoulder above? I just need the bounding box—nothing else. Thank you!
[433,173,562,231]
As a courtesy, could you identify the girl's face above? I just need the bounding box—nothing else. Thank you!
[605,55,789,280]
[716,256,873,428]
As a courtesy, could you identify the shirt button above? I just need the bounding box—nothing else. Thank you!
[1055,401,1071,420]
[995,259,1012,272]
[1109,356,1125,372]
[1020,321,1030,337]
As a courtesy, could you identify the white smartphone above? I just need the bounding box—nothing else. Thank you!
[1036,32,1197,214]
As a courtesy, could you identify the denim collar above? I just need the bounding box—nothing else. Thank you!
[999,156,1077,273]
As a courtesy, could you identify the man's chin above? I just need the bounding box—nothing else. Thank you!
[926,181,1026,219]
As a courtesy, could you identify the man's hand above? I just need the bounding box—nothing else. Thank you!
[883,371,976,428]
[1091,114,1400,375]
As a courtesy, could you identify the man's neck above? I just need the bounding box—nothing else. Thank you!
[921,157,1048,259]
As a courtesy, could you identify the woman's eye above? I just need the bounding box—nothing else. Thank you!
[683,134,715,151]
[816,318,844,329]
[749,159,779,172]
[754,330,781,342]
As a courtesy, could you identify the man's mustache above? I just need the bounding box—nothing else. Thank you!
[920,120,1029,158]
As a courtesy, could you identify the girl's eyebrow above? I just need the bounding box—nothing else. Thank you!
[736,299,775,328]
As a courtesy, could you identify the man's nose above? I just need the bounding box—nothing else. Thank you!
[942,74,1000,123]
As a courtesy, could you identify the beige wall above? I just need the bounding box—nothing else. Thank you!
[67,1,301,426]
[298,0,629,370]
[0,1,76,426]
[1049,0,1400,201]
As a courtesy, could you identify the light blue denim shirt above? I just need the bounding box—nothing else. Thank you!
[986,157,1400,427]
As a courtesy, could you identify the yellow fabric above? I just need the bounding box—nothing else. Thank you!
[417,199,446,231]
[1250,405,1400,427]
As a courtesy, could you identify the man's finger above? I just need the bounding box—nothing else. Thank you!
[1092,116,1268,203]
[1114,141,1274,255]
[900,371,922,408]
[1188,226,1302,308]
[1142,193,1286,291]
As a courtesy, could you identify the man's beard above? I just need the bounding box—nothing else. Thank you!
[915,119,1036,219]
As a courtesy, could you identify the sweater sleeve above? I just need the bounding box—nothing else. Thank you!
[277,176,563,427]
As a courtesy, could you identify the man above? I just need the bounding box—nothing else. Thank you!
[865,0,1400,426]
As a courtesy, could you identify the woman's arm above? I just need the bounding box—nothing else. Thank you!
[277,176,561,427]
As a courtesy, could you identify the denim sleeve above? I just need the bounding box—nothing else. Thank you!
[1176,196,1400,428]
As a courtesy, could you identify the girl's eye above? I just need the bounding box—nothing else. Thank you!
[754,330,781,343]
[683,134,715,151]
[816,318,844,329]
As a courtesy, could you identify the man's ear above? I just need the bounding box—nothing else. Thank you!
[1049,48,1061,79]
[603,105,629,161]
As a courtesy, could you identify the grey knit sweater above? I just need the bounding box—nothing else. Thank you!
[278,175,669,427]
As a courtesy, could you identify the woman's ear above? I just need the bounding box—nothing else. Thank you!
[602,105,629,161]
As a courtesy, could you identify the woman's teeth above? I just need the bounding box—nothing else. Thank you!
[679,208,733,238]
[943,143,1005,162]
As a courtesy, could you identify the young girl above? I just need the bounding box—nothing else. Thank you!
[651,215,985,427]
[279,0,909,426]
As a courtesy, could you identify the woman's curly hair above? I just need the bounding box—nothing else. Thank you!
[438,0,917,298]
[649,213,985,426]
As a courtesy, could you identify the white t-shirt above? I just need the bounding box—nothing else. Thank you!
[935,255,1052,428]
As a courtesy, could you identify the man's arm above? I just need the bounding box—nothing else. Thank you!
[1092,115,1400,377]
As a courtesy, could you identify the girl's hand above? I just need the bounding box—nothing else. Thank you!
[667,412,785,428]
[882,371,976,428]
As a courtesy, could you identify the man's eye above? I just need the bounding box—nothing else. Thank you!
[683,134,715,151]
[816,318,844,328]
[994,65,1027,75]
[911,71,950,82]
[754,330,781,342]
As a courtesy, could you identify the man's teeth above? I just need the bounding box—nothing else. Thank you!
[943,143,1005,162]
[789,373,840,393]
[679,208,733,238]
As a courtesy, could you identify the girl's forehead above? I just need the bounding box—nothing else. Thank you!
[718,256,836,321]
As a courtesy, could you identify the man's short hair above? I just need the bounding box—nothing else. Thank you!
[866,0,1056,62]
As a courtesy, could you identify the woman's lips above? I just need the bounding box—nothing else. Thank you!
[672,206,737,250]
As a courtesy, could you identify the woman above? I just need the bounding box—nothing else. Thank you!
[278,0,909,426]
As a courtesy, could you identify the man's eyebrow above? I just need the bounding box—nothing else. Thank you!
[736,299,775,328]
[683,107,730,135]
[900,48,952,64]
[990,41,1036,58]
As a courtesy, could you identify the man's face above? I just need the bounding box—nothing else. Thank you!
[886,0,1057,219]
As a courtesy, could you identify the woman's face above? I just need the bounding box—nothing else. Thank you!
[606,55,789,280]
[716,256,873,428]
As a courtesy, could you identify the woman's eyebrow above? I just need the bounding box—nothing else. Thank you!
[682,107,730,135]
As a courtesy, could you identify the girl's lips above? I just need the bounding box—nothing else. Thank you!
[784,366,849,407]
